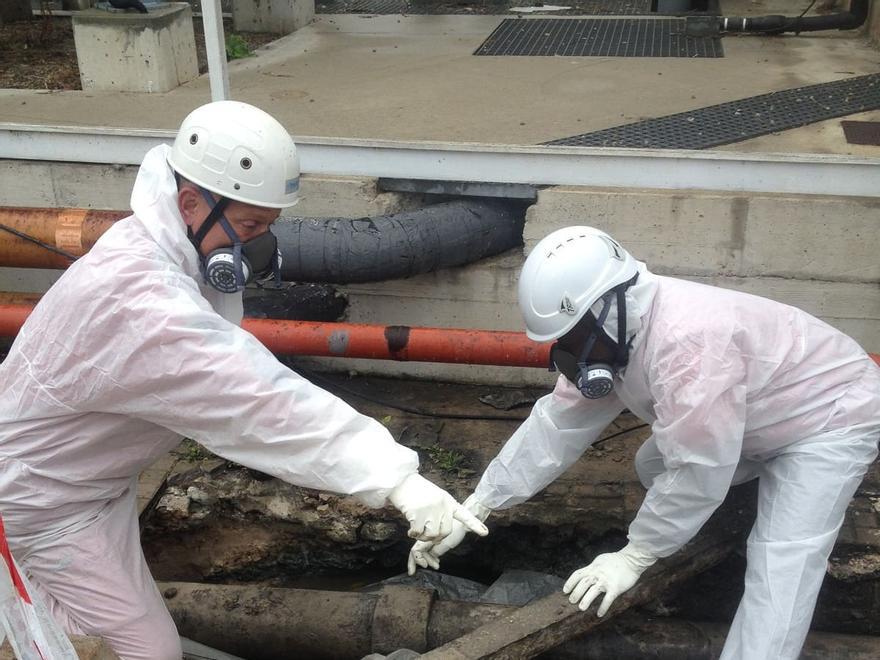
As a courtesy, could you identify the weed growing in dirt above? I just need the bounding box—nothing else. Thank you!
[427,444,467,473]
[179,438,211,462]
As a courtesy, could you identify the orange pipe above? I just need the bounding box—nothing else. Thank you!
[0,303,550,367]
[247,318,550,367]
[0,208,123,268]
[1,303,878,369]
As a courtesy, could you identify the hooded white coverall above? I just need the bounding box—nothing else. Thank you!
[0,145,420,659]
[473,264,880,660]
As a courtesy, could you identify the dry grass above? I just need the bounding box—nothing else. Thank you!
[0,15,278,90]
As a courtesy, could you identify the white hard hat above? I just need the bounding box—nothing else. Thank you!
[518,226,638,342]
[168,101,300,209]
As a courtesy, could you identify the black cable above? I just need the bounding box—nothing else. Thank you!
[0,223,78,261]
[798,1,818,20]
[287,359,653,444]
[593,423,650,448]
[794,0,818,35]
[288,361,532,421]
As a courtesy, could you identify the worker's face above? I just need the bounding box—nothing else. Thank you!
[178,185,280,257]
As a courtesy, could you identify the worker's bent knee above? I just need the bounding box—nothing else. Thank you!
[100,612,181,660]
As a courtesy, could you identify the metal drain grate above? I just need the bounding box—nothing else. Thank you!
[317,0,406,13]
[841,120,880,146]
[545,73,880,149]
[474,18,723,57]
[316,0,652,16]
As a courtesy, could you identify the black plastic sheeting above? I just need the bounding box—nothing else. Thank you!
[273,199,524,284]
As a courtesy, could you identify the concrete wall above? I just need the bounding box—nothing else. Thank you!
[1,159,877,385]
[232,0,315,35]
[868,0,880,46]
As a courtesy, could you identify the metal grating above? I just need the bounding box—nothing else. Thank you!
[546,73,880,149]
[317,0,406,13]
[316,0,652,16]
[841,120,880,146]
[474,18,723,58]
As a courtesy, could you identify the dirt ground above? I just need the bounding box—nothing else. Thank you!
[0,15,278,90]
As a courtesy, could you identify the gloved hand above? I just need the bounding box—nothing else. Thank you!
[407,494,491,575]
[562,542,657,617]
[388,474,490,543]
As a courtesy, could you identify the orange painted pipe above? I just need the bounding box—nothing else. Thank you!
[1,303,878,369]
[0,208,123,268]
[0,303,550,367]
[246,318,550,367]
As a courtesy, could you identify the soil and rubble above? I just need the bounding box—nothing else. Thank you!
[142,371,880,640]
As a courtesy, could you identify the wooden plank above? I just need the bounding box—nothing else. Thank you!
[422,498,752,660]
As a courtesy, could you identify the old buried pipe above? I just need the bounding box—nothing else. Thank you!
[2,303,880,369]
[0,303,551,368]
[156,582,880,660]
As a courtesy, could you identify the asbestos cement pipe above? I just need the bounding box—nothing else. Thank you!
[155,582,880,660]
[0,208,120,268]
[3,302,880,370]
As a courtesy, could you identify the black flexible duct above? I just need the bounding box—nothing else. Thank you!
[272,198,525,284]
[687,0,868,36]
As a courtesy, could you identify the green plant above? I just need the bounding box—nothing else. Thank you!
[225,34,253,61]
[179,438,209,463]
[427,444,466,473]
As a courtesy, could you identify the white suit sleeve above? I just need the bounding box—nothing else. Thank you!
[474,375,624,510]
[627,345,747,557]
[55,277,417,507]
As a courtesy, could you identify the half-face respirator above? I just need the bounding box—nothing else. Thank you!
[549,275,637,399]
[189,188,282,293]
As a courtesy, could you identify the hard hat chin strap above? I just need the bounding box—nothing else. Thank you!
[573,272,639,399]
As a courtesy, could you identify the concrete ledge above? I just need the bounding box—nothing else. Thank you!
[0,160,421,219]
[72,3,198,93]
[525,187,880,283]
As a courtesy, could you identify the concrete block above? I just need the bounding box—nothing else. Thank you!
[524,187,750,277]
[743,195,880,281]
[525,187,880,283]
[869,0,880,47]
[72,3,198,93]
[0,160,136,210]
[232,0,315,35]
[291,175,424,218]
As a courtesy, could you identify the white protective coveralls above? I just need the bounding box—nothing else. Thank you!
[472,263,880,660]
[0,145,422,659]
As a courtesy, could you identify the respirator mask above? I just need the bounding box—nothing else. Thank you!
[549,274,637,399]
[188,187,282,293]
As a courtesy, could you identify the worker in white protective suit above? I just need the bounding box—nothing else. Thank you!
[408,226,880,660]
[0,101,487,660]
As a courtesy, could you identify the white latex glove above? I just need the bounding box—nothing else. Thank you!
[388,474,489,542]
[562,542,657,617]
[407,494,491,575]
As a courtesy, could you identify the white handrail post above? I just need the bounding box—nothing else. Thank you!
[201,0,230,101]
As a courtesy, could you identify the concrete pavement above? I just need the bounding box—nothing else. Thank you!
[2,3,879,155]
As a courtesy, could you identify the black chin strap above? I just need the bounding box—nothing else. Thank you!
[612,272,639,369]
[187,189,231,254]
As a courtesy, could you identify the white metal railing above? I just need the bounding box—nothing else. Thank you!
[2,122,879,198]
